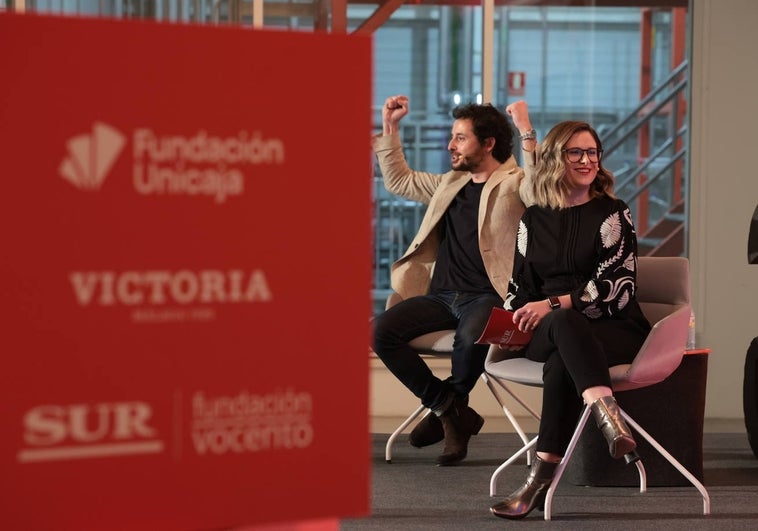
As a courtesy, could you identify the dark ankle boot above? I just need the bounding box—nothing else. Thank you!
[490,456,559,519]
[409,412,444,448]
[590,396,637,459]
[410,397,483,448]
[436,398,482,466]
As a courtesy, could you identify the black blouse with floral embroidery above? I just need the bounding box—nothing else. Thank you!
[505,195,648,326]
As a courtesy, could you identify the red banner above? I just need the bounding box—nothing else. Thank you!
[0,13,372,530]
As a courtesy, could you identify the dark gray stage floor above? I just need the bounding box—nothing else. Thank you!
[340,432,758,530]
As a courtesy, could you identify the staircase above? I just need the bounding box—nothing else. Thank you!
[638,199,685,257]
[602,60,689,258]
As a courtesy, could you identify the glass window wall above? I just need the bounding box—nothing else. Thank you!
[5,0,690,314]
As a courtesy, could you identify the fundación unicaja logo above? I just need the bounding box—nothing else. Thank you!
[59,122,126,190]
[57,121,285,201]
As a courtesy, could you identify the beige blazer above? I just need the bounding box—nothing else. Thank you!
[373,133,528,300]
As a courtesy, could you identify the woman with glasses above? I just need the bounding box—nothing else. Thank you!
[489,111,652,520]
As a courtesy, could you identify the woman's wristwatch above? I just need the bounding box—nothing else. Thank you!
[548,296,561,311]
[519,128,537,141]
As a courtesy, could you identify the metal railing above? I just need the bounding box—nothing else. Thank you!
[601,60,689,247]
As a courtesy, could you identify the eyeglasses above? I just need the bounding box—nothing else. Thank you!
[562,148,602,163]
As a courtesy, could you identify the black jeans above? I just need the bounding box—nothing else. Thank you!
[372,290,503,412]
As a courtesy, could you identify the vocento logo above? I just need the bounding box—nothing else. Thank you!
[190,389,314,455]
[59,122,286,203]
[59,122,126,190]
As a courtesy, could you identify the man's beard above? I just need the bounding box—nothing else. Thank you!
[451,154,480,172]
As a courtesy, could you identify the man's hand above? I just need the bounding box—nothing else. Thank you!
[382,95,409,136]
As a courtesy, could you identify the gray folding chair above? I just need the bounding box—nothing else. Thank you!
[483,256,710,520]
[377,292,533,463]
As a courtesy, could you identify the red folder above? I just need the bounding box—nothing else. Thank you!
[476,307,533,346]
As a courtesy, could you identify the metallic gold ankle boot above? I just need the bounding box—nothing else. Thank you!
[490,456,559,519]
[590,396,637,459]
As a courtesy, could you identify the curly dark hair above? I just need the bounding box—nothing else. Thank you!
[451,103,515,163]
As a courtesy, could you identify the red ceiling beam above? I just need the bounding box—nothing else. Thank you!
[346,0,688,7]
[352,0,406,35]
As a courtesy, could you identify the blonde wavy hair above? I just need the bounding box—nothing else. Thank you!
[530,120,616,209]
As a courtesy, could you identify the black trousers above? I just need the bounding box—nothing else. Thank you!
[372,290,503,412]
[523,308,649,455]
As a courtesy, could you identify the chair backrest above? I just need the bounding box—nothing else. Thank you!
[636,256,691,325]
[611,256,692,391]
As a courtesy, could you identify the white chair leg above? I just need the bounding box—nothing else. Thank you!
[385,404,426,463]
[490,376,542,421]
[484,375,542,467]
[481,376,532,468]
[481,373,535,455]
[543,406,591,521]
[634,458,647,493]
[620,407,711,515]
[489,435,538,496]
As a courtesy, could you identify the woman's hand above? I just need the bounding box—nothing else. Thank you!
[505,100,533,135]
[513,300,551,332]
[497,344,525,352]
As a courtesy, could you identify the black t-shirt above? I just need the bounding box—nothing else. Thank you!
[429,180,495,294]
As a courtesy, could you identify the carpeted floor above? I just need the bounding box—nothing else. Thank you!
[340,432,758,530]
